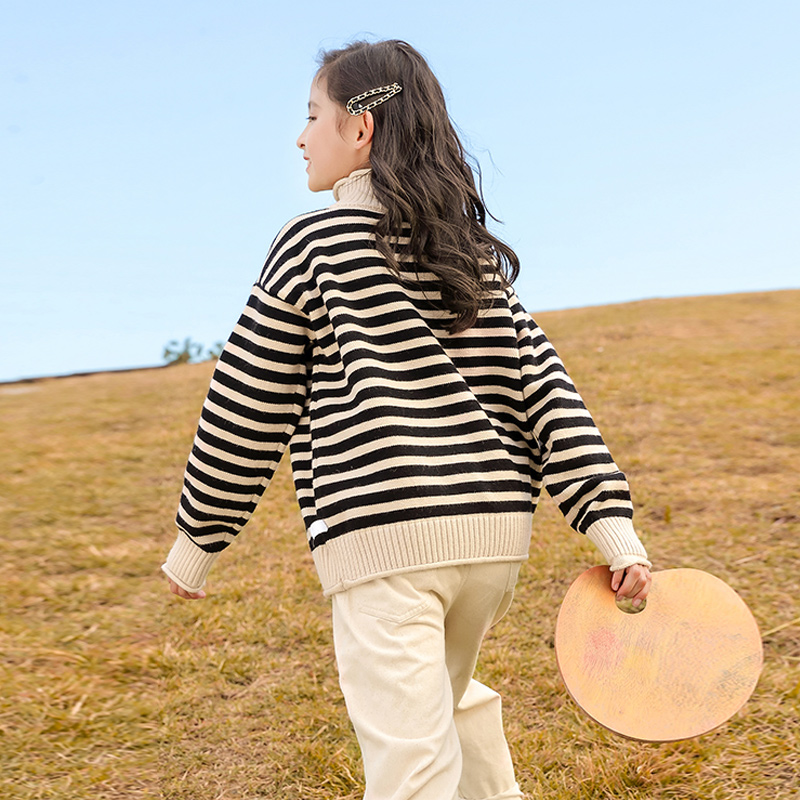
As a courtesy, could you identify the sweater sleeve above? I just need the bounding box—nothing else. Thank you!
[162,285,311,592]
[508,290,651,571]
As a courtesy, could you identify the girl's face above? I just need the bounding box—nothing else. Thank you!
[296,76,372,192]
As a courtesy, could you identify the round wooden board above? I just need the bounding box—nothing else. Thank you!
[555,567,763,742]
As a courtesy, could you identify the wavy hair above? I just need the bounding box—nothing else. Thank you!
[316,40,520,333]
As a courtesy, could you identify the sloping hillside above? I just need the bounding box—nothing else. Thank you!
[1,290,797,799]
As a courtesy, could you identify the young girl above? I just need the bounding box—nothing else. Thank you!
[163,39,652,800]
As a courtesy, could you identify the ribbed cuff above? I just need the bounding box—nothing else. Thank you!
[585,517,651,571]
[161,531,221,592]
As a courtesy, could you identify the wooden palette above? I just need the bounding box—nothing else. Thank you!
[555,567,763,742]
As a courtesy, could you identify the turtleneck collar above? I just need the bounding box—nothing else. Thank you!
[331,168,384,211]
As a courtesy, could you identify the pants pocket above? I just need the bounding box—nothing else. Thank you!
[359,597,431,625]
[353,572,434,625]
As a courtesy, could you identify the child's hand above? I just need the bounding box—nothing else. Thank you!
[167,577,207,600]
[610,564,651,608]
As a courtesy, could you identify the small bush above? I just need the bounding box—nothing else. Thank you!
[163,338,224,366]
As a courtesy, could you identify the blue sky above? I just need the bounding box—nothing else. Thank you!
[2,0,798,381]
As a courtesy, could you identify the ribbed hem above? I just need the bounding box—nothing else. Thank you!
[331,168,384,211]
[313,513,532,596]
[585,517,651,571]
[161,531,221,592]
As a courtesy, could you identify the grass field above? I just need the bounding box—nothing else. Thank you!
[1,290,798,799]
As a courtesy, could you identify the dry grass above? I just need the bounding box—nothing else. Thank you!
[1,290,798,799]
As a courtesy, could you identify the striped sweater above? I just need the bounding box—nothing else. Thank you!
[163,168,650,596]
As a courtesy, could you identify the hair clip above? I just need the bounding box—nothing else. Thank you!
[346,82,403,116]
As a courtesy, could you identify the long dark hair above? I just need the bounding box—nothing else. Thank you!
[316,40,520,333]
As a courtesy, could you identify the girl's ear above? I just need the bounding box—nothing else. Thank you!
[354,110,374,151]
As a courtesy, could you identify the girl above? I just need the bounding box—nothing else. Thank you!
[163,39,652,800]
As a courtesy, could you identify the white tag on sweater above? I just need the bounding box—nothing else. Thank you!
[308,519,328,541]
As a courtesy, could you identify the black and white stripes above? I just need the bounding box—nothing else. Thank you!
[164,179,649,595]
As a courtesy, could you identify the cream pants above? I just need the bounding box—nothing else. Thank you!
[331,561,524,800]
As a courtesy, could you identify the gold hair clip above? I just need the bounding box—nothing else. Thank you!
[346,82,403,116]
